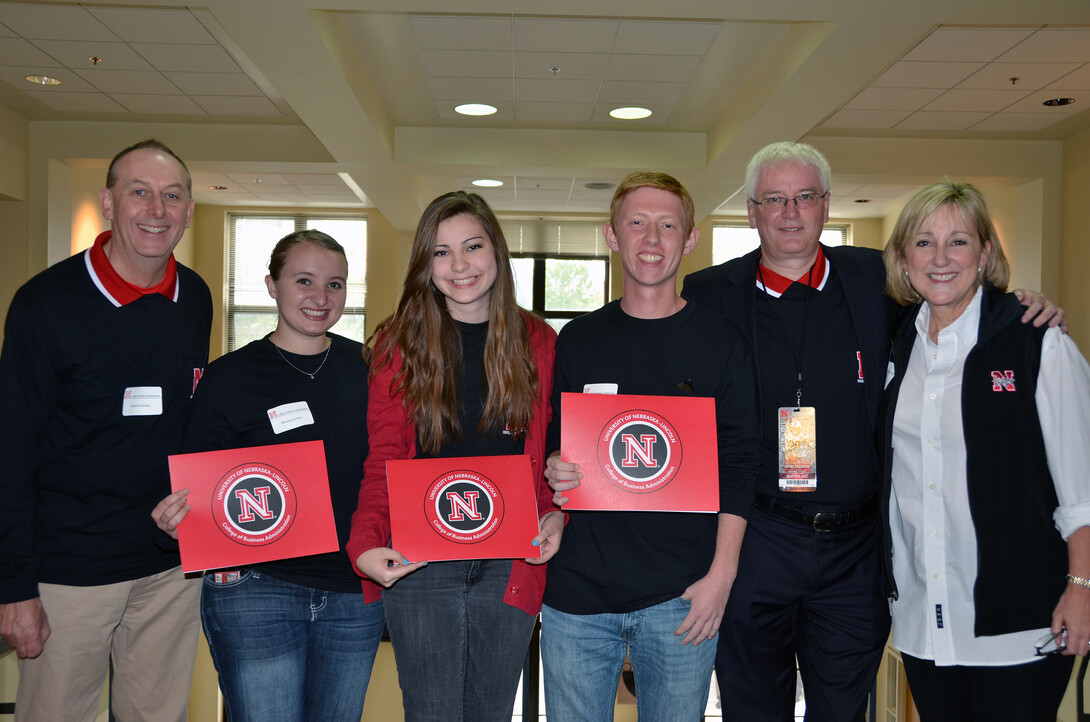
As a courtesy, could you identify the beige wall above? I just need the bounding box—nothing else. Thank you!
[1062,127,1090,346]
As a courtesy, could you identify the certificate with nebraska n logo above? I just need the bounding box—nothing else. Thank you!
[385,455,542,562]
[561,392,719,512]
[167,440,339,573]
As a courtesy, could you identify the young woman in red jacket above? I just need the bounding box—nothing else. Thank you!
[348,191,563,722]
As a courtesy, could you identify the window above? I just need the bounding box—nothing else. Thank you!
[712,222,849,266]
[228,215,367,351]
[499,218,610,332]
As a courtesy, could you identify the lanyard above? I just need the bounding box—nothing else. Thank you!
[756,256,814,409]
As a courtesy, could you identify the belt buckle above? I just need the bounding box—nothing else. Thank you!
[811,512,840,533]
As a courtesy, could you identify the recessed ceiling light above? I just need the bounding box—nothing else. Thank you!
[609,106,652,120]
[854,199,872,203]
[456,103,497,116]
[584,182,615,190]
[209,185,228,191]
[1042,97,1075,107]
[472,179,503,188]
[25,75,61,86]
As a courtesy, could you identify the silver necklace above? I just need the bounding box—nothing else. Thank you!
[271,339,331,380]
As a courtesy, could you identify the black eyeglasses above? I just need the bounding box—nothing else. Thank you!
[749,192,829,212]
[1035,630,1067,656]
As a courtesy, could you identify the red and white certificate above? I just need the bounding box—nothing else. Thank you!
[385,455,542,562]
[167,440,339,572]
[560,392,719,512]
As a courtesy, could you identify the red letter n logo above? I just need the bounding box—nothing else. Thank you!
[235,487,274,522]
[446,491,481,521]
[621,434,658,468]
[990,370,1016,392]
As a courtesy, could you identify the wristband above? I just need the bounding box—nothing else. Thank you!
[1066,574,1090,590]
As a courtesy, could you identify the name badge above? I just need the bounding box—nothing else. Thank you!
[583,383,619,395]
[778,406,816,492]
[122,386,163,416]
[267,401,315,434]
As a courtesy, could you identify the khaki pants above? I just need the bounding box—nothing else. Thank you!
[16,566,201,722]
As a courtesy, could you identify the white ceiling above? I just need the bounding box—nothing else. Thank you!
[0,0,1088,226]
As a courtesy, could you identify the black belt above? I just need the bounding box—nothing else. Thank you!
[754,493,877,533]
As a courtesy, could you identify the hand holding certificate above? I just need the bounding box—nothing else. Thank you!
[385,454,543,562]
[558,392,719,512]
[167,440,339,572]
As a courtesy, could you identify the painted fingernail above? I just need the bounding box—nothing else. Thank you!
[532,539,541,547]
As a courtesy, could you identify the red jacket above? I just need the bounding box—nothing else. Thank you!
[347,311,557,613]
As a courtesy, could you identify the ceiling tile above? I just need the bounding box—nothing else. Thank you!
[843,87,944,111]
[290,174,350,187]
[513,101,595,122]
[131,43,241,73]
[515,177,573,191]
[997,28,1090,64]
[873,61,985,88]
[821,108,915,129]
[971,113,1065,132]
[190,95,280,116]
[27,90,127,113]
[110,93,206,115]
[923,88,1032,112]
[605,54,701,83]
[895,110,991,130]
[514,17,618,54]
[0,37,61,67]
[514,52,608,81]
[612,20,722,56]
[0,3,115,42]
[30,39,150,71]
[164,71,261,96]
[411,16,511,52]
[86,7,217,45]
[1004,90,1084,113]
[956,61,1080,89]
[514,78,600,103]
[903,28,1035,62]
[596,79,685,106]
[73,68,178,94]
[1048,64,1090,91]
[430,76,513,102]
[419,50,512,78]
[225,172,289,185]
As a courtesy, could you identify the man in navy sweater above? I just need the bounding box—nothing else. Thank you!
[0,139,212,721]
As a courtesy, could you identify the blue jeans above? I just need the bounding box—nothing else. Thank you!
[200,569,384,722]
[382,559,537,722]
[540,597,716,722]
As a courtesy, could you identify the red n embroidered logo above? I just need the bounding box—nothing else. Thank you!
[446,491,482,521]
[990,370,1016,392]
[234,487,275,522]
[621,434,658,467]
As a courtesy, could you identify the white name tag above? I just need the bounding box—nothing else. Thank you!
[583,383,618,395]
[122,386,163,416]
[267,401,315,434]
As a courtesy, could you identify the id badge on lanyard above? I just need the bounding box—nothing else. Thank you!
[778,406,816,492]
